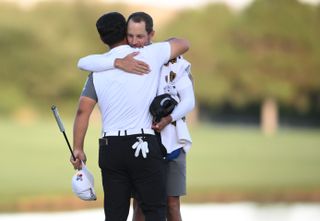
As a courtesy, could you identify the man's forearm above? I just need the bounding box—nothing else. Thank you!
[73,97,96,151]
[73,109,90,151]
[168,38,190,60]
[78,52,149,75]
[78,54,116,72]
[170,84,195,122]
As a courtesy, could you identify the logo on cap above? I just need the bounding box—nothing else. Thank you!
[76,173,83,181]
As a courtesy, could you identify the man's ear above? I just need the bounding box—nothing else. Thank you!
[149,30,155,39]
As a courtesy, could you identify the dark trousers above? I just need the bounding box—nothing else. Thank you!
[99,134,167,221]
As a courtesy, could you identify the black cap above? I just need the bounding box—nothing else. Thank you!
[149,94,177,122]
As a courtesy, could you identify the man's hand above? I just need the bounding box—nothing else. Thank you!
[115,52,150,75]
[152,115,172,133]
[70,148,87,170]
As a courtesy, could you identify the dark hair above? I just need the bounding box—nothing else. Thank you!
[96,12,126,46]
[127,12,153,34]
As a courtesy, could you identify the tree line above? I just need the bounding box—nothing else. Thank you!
[0,0,319,126]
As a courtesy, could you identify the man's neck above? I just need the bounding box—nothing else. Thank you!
[109,39,128,49]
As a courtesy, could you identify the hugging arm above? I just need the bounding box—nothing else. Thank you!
[168,38,190,60]
[78,52,149,74]
[78,54,115,72]
[170,81,195,122]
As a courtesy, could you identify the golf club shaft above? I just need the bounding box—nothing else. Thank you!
[51,105,76,161]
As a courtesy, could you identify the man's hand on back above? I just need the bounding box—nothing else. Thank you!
[115,52,150,75]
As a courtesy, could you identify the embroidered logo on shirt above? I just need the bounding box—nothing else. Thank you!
[164,56,181,66]
[165,71,177,83]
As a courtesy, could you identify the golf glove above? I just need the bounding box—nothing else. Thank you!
[132,137,149,158]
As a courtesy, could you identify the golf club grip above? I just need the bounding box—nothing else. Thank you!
[51,105,76,161]
[51,105,65,132]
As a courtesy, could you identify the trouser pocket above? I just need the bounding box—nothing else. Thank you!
[98,138,109,169]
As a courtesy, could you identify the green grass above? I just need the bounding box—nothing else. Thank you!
[1,118,320,210]
[0,118,103,205]
[185,124,320,201]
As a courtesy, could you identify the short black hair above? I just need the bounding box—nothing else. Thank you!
[127,12,153,34]
[96,12,126,46]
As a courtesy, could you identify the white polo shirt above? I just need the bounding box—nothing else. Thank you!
[83,43,170,132]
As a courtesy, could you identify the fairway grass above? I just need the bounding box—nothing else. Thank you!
[185,124,320,202]
[1,119,320,211]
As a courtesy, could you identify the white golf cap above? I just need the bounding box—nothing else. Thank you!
[72,162,97,201]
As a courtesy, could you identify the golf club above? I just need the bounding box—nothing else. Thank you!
[51,105,76,161]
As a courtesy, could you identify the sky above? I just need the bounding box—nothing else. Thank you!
[3,0,320,10]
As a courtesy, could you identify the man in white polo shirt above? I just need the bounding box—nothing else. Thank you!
[70,12,189,221]
[77,12,195,221]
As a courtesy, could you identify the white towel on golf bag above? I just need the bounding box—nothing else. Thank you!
[161,119,192,154]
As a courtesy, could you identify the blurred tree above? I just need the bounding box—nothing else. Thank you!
[158,4,235,107]
[1,0,319,125]
[0,1,125,115]
[222,0,320,133]
[161,0,320,131]
[157,4,235,124]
